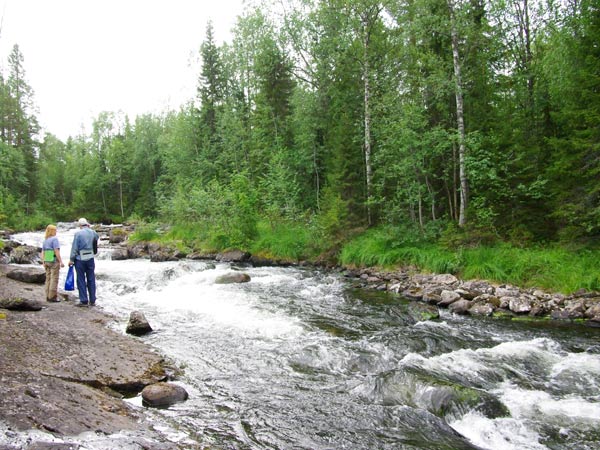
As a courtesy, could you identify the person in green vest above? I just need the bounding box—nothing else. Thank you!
[40,224,65,302]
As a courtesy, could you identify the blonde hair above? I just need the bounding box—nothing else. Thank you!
[44,224,57,239]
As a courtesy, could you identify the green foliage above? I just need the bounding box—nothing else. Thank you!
[341,224,600,294]
[129,222,161,243]
[251,219,325,261]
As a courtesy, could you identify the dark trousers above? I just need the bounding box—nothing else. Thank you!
[74,258,96,304]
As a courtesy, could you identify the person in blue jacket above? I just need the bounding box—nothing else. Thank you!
[69,218,99,307]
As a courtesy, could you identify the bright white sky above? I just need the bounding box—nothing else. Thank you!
[0,0,246,140]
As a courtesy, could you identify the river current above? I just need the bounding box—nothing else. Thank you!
[4,225,600,449]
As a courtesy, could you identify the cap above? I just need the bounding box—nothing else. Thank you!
[78,218,90,226]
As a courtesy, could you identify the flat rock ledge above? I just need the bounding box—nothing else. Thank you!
[0,264,175,446]
[344,268,600,325]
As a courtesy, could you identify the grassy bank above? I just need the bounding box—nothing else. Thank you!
[129,221,600,295]
[339,227,600,294]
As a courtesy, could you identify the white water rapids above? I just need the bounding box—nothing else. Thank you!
[3,225,600,449]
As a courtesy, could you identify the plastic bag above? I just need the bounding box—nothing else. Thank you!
[64,266,75,291]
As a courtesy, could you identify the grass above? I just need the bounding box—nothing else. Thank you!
[250,220,325,261]
[340,226,600,294]
[128,220,599,295]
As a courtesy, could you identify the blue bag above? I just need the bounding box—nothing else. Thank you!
[64,266,75,291]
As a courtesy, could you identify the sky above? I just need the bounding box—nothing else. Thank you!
[0,0,246,140]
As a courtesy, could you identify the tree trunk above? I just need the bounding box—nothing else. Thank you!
[448,0,469,227]
[363,15,373,226]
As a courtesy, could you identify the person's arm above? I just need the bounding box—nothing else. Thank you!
[69,234,79,265]
[54,248,65,268]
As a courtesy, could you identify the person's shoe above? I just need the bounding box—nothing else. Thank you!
[46,297,60,302]
[75,302,88,307]
[89,302,96,307]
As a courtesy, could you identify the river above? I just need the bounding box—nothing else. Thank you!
[6,225,600,449]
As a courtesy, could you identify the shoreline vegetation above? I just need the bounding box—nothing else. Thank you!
[126,220,600,296]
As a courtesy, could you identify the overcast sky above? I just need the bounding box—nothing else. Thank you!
[0,0,246,140]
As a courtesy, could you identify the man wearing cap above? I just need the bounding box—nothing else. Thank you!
[69,218,100,307]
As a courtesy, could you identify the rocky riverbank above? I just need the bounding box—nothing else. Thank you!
[0,264,183,449]
[109,232,600,327]
[341,267,600,326]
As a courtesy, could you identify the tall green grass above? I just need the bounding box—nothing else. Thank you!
[340,226,600,294]
[251,220,325,261]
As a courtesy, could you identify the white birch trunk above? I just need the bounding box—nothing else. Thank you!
[448,0,469,227]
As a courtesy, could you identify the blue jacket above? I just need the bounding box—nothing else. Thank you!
[70,227,99,262]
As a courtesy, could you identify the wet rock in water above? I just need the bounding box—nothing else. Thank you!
[402,287,423,302]
[0,297,43,311]
[126,310,153,336]
[215,272,251,284]
[407,301,440,321]
[111,247,129,261]
[141,382,188,407]
[449,299,472,315]
[6,268,46,284]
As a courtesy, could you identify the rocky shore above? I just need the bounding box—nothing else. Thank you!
[0,264,181,449]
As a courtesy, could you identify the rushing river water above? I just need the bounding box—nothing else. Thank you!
[5,225,600,449]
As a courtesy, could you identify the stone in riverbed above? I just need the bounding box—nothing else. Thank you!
[141,382,188,408]
[214,272,251,284]
[126,310,153,336]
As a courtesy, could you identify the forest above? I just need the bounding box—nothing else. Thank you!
[1,0,599,292]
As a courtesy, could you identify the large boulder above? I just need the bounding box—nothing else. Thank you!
[141,382,188,408]
[6,268,46,284]
[126,310,153,336]
[215,272,251,284]
[9,245,40,264]
[111,247,129,261]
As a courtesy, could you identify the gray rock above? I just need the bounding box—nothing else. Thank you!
[407,302,440,321]
[6,268,46,284]
[469,302,495,316]
[563,299,586,319]
[126,310,153,336]
[449,299,472,315]
[509,297,532,314]
[585,303,600,319]
[431,274,459,285]
[402,287,423,301]
[214,272,251,284]
[496,286,520,298]
[142,382,188,408]
[0,297,43,311]
[111,248,129,261]
[216,249,250,263]
[9,244,40,264]
[438,290,461,306]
